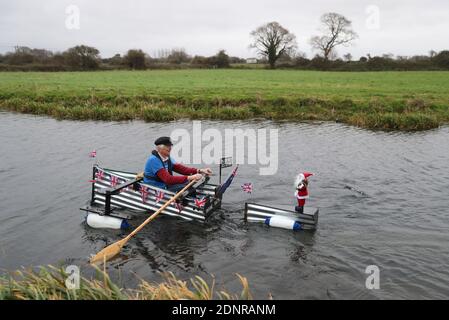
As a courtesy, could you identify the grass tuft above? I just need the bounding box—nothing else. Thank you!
[0,265,253,300]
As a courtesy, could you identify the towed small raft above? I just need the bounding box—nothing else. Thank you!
[81,165,229,228]
[244,203,319,230]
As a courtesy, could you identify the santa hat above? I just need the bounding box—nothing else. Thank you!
[295,172,314,188]
[303,172,314,179]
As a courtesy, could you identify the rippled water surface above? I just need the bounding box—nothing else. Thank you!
[1,111,448,299]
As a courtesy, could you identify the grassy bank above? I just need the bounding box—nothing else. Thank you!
[1,70,448,130]
[0,265,252,300]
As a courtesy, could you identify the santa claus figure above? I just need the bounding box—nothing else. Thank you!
[294,172,313,213]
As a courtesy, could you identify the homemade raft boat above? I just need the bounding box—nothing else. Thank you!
[244,203,319,230]
[81,163,235,229]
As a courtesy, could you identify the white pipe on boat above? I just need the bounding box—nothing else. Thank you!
[264,216,302,231]
[86,213,129,230]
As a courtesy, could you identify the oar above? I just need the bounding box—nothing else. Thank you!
[90,179,197,265]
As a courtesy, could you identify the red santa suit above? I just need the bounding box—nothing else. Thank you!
[295,172,313,209]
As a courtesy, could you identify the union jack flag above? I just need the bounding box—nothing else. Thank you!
[95,170,104,181]
[154,190,165,203]
[140,186,150,203]
[194,197,207,208]
[110,175,119,187]
[217,165,239,196]
[174,201,184,213]
[241,183,253,194]
[89,150,97,158]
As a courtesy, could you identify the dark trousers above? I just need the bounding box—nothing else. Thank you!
[166,182,196,197]
[166,182,189,193]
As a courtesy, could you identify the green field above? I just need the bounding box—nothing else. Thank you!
[1,70,448,130]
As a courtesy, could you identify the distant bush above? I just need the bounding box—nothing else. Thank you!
[274,52,448,71]
[123,49,147,70]
[191,55,211,68]
[309,56,332,70]
[191,50,230,68]
[102,54,123,66]
[63,45,101,70]
[229,56,246,64]
[209,50,230,68]
[359,57,368,62]
[432,51,449,69]
[0,64,69,72]
[1,47,54,65]
[293,56,310,68]
[167,49,190,65]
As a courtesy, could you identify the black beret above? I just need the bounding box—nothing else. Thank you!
[154,136,173,146]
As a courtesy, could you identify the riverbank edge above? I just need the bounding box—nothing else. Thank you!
[0,265,252,300]
[1,95,447,131]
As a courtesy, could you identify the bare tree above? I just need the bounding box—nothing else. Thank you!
[310,13,358,60]
[250,22,297,69]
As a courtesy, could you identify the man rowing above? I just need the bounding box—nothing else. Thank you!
[141,136,212,192]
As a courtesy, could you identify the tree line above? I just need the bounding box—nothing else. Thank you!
[1,12,448,71]
[0,46,237,71]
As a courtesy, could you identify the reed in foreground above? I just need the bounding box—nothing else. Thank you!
[0,265,253,300]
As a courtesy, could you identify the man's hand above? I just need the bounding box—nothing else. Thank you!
[136,172,144,179]
[188,173,203,181]
[198,168,213,175]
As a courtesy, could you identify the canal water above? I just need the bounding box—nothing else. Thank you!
[1,111,448,299]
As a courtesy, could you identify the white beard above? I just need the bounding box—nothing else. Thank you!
[294,173,305,189]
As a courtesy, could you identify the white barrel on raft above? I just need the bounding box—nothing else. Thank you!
[265,215,302,231]
[245,203,318,230]
[86,213,129,230]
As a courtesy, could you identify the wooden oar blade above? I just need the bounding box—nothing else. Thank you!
[89,179,196,266]
[90,239,126,265]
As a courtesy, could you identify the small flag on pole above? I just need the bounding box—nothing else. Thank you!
[241,183,253,194]
[216,165,239,196]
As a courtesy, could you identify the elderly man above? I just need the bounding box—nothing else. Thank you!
[141,136,212,192]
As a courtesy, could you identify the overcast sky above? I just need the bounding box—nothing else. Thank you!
[1,0,448,59]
